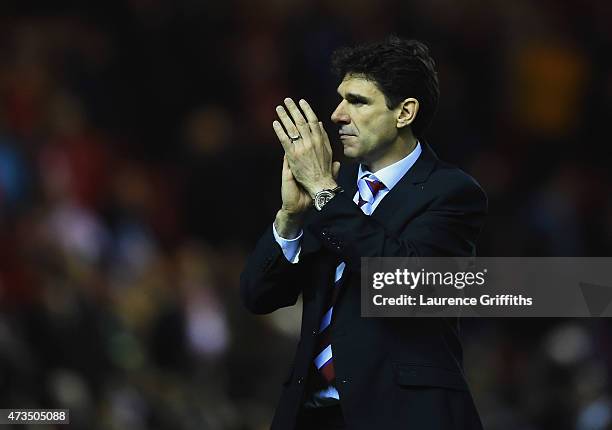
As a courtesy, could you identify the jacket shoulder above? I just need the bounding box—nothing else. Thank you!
[428,161,487,205]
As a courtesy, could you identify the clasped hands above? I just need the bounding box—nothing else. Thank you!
[273,98,341,216]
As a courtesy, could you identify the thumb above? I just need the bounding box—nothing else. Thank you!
[332,161,341,179]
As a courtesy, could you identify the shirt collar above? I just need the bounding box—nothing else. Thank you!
[357,141,422,191]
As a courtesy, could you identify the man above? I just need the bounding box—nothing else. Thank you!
[241,36,487,429]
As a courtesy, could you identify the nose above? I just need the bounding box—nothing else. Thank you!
[331,101,350,124]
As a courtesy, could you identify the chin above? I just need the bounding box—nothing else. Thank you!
[342,147,359,159]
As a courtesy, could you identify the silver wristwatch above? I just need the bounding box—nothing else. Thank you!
[313,186,344,211]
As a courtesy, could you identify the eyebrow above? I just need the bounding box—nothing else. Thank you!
[339,92,371,104]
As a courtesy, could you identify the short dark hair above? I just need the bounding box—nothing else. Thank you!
[331,36,440,137]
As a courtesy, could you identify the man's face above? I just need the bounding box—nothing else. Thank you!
[331,75,401,165]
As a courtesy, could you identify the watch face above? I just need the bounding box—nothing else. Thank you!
[315,190,334,211]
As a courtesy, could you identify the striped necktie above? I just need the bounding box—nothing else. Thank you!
[357,174,386,215]
[313,174,386,384]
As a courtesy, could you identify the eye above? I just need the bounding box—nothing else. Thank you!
[341,93,369,105]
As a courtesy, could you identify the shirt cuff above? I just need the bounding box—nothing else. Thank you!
[272,222,303,264]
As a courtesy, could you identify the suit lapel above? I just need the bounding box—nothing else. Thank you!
[337,162,359,196]
[371,140,439,223]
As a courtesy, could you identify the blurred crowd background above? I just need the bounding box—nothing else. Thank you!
[1,0,612,429]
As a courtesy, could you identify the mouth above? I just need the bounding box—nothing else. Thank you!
[339,128,356,139]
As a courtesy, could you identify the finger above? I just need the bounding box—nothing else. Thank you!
[273,120,292,154]
[275,105,300,139]
[298,99,320,132]
[308,118,325,160]
[332,161,341,179]
[318,121,332,153]
[283,98,310,139]
[318,121,330,142]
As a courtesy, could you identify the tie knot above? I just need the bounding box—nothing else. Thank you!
[357,174,385,210]
[364,175,385,196]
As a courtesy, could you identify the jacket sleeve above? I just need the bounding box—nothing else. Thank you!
[307,174,487,264]
[240,226,308,314]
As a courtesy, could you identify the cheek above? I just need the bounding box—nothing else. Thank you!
[365,115,396,141]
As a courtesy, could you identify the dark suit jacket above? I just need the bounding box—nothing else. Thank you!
[240,142,487,430]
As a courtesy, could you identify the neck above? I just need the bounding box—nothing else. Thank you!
[366,133,418,173]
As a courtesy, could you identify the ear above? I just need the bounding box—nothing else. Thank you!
[396,98,419,129]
